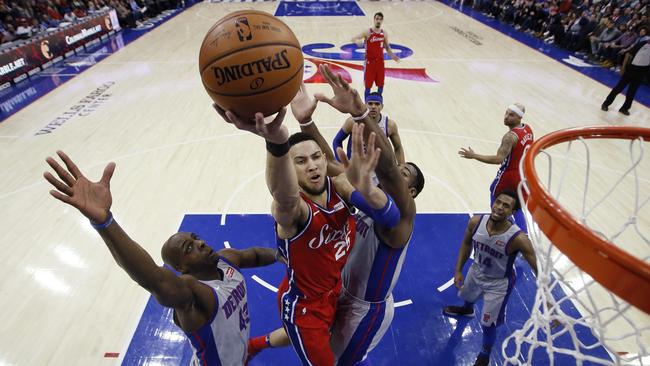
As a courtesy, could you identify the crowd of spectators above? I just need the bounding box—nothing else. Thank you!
[0,0,186,46]
[464,0,649,71]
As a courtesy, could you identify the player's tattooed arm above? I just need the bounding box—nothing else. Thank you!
[459,132,517,164]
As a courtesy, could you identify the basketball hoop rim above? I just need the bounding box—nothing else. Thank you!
[523,125,650,314]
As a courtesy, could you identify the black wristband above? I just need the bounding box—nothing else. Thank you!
[265,140,290,157]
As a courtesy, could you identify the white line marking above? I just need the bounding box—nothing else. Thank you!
[220,169,264,226]
[394,299,413,307]
[223,240,231,249]
[437,278,455,292]
[252,275,278,293]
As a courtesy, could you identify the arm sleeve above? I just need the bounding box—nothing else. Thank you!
[350,190,401,229]
[332,129,349,162]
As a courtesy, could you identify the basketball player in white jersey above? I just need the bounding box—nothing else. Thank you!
[43,151,280,366]
[443,191,538,366]
[332,92,405,165]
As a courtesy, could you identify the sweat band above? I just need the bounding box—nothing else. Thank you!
[507,104,525,118]
[265,140,290,157]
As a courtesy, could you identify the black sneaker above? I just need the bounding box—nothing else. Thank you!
[443,305,475,317]
[474,354,490,366]
[601,103,608,111]
[619,109,630,116]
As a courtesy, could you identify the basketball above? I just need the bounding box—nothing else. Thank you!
[199,10,304,119]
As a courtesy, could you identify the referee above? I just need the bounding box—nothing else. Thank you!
[601,33,650,116]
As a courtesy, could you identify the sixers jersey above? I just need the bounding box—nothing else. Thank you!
[365,29,385,61]
[187,258,249,366]
[494,124,533,182]
[342,211,410,302]
[276,177,356,298]
[471,215,522,278]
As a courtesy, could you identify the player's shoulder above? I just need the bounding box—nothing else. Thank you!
[467,215,483,230]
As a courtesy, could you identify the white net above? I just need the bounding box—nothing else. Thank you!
[501,130,650,366]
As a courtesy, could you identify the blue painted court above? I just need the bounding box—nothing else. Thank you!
[122,213,611,365]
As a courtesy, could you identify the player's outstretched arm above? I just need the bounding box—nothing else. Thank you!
[214,105,308,237]
[315,64,414,247]
[351,29,368,46]
[219,247,278,269]
[338,123,388,210]
[454,216,481,289]
[459,132,517,164]
[387,119,406,164]
[43,151,196,310]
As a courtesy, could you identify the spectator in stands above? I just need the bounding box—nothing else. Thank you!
[599,24,639,68]
[591,19,621,56]
[110,0,134,28]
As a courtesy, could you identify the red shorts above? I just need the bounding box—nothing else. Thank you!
[364,58,385,89]
[490,171,527,202]
[277,276,340,366]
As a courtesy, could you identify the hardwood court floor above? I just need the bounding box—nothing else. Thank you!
[0,1,648,365]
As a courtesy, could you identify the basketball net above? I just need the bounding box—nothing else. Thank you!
[501,127,650,366]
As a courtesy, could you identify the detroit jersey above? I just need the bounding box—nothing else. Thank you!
[276,177,356,298]
[365,29,385,61]
[186,257,249,366]
[471,215,522,278]
[342,211,410,302]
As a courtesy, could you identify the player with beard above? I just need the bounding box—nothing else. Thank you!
[215,96,389,365]
[351,12,400,98]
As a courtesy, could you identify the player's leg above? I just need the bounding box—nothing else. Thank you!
[375,61,386,94]
[364,60,374,99]
[444,266,482,317]
[332,295,394,366]
[474,273,516,366]
[247,327,290,362]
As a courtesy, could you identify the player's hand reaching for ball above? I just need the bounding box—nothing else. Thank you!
[454,272,465,289]
[44,150,114,224]
[314,65,366,117]
[337,124,381,198]
[214,104,289,144]
[290,83,318,125]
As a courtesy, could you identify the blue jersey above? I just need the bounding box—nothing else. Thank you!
[341,211,410,302]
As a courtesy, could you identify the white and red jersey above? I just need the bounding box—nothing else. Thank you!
[495,124,534,182]
[276,177,356,299]
[365,28,385,61]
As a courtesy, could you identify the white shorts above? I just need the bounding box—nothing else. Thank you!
[330,290,395,366]
[459,265,516,327]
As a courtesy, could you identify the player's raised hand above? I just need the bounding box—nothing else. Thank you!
[44,151,114,224]
[214,104,289,144]
[454,271,465,289]
[458,146,476,159]
[290,83,318,124]
[314,64,366,116]
[337,123,380,197]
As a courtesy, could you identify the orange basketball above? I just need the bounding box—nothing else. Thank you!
[199,10,304,119]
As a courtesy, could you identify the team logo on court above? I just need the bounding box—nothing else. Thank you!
[235,17,253,42]
[300,43,437,85]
